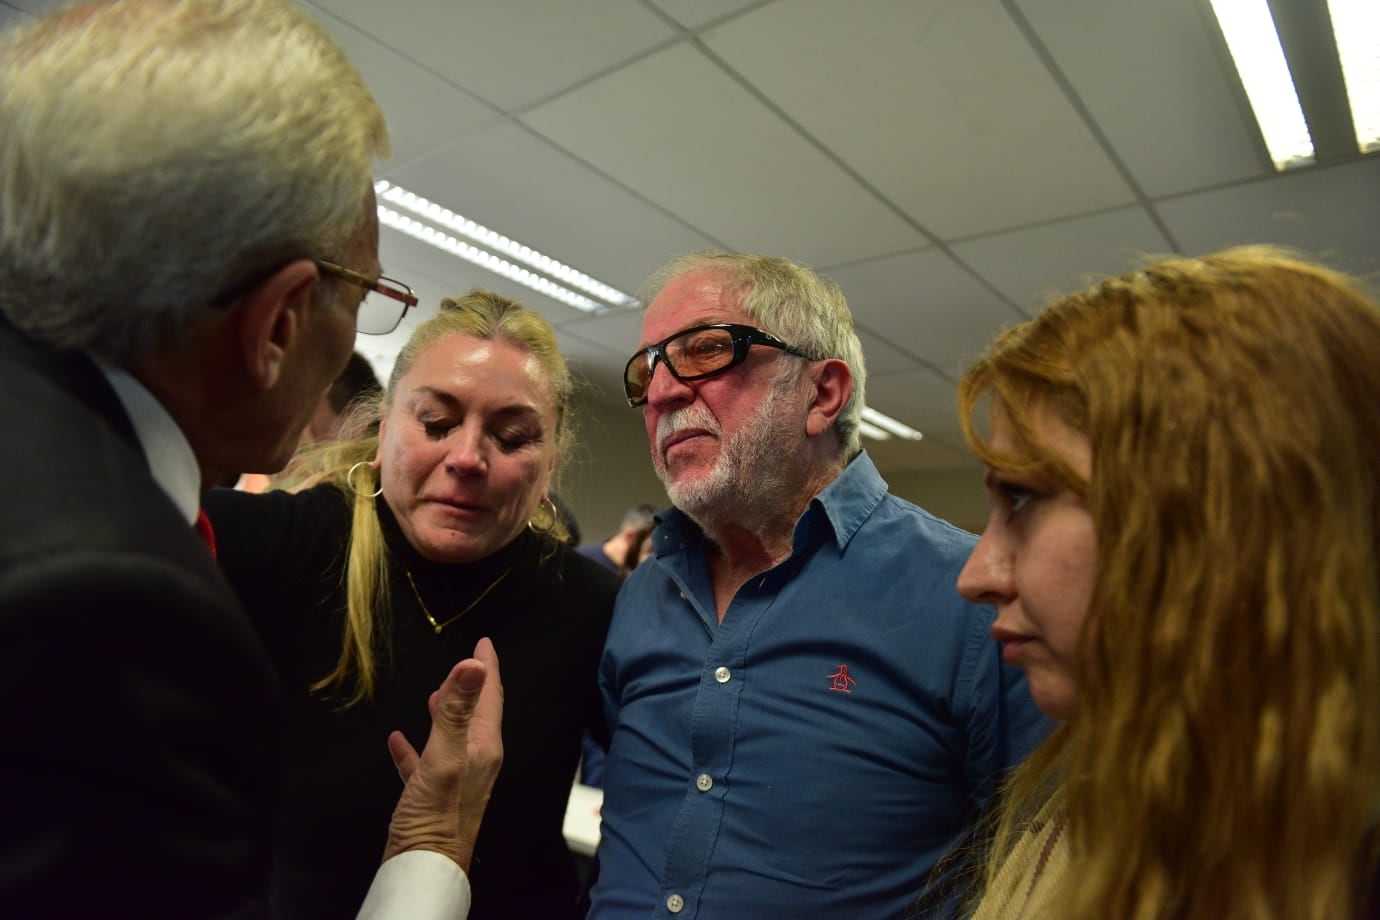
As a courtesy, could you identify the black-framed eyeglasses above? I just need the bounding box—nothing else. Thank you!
[623,322,821,407]
[314,259,418,335]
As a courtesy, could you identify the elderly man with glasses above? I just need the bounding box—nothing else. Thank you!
[589,253,1051,919]
[0,2,498,917]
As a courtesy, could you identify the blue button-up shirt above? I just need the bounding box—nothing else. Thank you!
[590,452,1050,919]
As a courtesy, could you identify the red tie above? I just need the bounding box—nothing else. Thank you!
[194,508,218,560]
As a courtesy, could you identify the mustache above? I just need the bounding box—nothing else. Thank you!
[656,404,720,444]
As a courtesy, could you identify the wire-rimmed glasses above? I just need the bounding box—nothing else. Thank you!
[314,259,418,335]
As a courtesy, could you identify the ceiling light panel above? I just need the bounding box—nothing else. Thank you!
[861,406,924,441]
[378,207,605,313]
[1327,0,1380,152]
[1209,0,1315,168]
[858,420,892,441]
[376,181,640,309]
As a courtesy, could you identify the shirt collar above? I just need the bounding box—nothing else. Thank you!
[803,450,888,550]
[96,361,202,525]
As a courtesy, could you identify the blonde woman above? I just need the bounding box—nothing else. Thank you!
[206,291,619,920]
[955,247,1380,919]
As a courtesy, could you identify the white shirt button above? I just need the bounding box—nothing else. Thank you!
[696,773,713,792]
[714,666,731,683]
[666,893,685,913]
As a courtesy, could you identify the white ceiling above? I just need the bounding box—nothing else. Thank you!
[5,0,1378,480]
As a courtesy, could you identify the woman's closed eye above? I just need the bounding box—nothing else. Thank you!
[420,418,453,439]
[495,427,542,452]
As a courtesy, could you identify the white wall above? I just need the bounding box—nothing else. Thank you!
[559,393,669,545]
[884,467,988,535]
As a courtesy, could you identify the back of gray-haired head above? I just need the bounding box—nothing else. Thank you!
[620,504,657,532]
[641,253,867,458]
[0,0,388,362]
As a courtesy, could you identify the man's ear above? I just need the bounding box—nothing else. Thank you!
[235,259,321,390]
[805,358,853,439]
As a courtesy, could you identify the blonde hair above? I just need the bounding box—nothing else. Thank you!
[958,246,1380,918]
[641,252,867,458]
[303,291,577,705]
[0,0,387,360]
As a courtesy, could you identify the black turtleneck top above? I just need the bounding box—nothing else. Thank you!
[204,484,619,920]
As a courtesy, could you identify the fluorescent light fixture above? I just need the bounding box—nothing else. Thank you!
[1209,0,1315,168]
[378,206,605,313]
[861,406,923,441]
[375,180,640,309]
[1327,0,1380,152]
[858,420,892,441]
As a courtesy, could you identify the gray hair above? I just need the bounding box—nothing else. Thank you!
[641,253,867,458]
[620,503,657,532]
[0,0,388,361]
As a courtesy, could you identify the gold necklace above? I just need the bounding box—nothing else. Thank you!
[404,566,511,635]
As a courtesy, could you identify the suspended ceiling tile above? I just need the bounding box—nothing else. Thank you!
[862,365,966,443]
[307,0,676,110]
[0,0,57,14]
[561,308,647,357]
[646,0,769,30]
[389,122,720,296]
[824,248,1026,377]
[702,0,1136,240]
[521,42,927,266]
[300,3,497,166]
[0,3,32,27]
[1158,156,1380,279]
[855,327,930,378]
[952,206,1174,310]
[1016,0,1269,196]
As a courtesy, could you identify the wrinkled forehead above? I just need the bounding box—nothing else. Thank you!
[640,270,753,346]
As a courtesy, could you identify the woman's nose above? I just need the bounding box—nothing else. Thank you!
[442,427,487,475]
[956,530,1013,607]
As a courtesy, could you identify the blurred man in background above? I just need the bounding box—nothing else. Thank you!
[576,503,657,574]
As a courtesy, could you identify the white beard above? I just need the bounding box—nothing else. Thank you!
[654,374,805,533]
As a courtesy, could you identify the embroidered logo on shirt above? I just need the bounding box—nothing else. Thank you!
[827,664,856,693]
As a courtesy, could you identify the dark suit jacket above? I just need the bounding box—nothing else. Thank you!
[0,320,282,918]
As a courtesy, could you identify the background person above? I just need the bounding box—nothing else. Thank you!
[206,291,620,920]
[590,253,1049,918]
[238,350,383,492]
[955,246,1380,919]
[576,503,657,788]
[621,524,656,572]
[576,503,657,574]
[304,349,382,444]
[0,1,499,916]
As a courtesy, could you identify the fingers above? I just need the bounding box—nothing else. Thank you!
[469,637,504,738]
[425,640,502,768]
[385,638,503,787]
[431,658,486,728]
[387,730,419,783]
[379,639,505,869]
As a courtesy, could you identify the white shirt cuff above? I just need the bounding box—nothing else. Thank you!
[356,849,471,919]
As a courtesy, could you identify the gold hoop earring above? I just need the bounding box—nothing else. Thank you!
[527,496,558,535]
[347,461,382,498]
